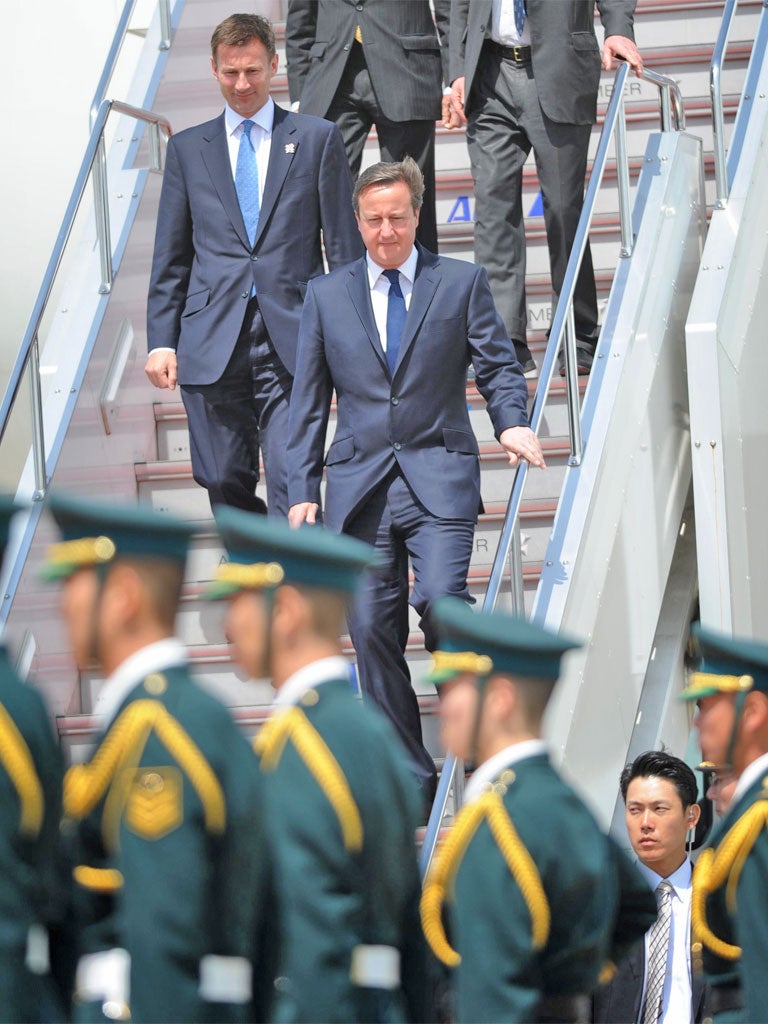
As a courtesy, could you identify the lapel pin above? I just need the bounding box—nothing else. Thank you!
[285,142,296,154]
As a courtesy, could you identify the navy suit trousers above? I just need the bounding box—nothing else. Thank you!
[181,299,291,517]
[345,470,475,803]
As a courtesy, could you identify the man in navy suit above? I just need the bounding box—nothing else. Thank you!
[286,157,544,802]
[146,13,362,517]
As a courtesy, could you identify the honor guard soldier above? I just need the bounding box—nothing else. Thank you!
[421,598,656,1024]
[209,508,432,1023]
[0,497,70,1022]
[681,626,768,1024]
[43,493,266,1024]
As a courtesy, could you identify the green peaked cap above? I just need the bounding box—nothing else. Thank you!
[209,506,380,599]
[427,596,582,687]
[680,623,768,701]
[42,491,195,582]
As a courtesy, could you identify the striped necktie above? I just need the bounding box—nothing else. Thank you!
[642,880,673,1024]
[235,118,260,247]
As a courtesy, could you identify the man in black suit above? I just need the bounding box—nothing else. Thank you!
[593,751,708,1024]
[285,0,449,253]
[146,13,362,517]
[444,0,642,375]
[286,157,544,804]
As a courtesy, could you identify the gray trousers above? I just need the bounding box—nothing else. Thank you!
[467,46,599,347]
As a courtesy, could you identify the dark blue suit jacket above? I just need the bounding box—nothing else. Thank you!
[147,104,362,385]
[286,245,529,530]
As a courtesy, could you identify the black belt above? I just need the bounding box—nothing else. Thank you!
[485,38,532,63]
[536,993,590,1023]
[707,982,743,1016]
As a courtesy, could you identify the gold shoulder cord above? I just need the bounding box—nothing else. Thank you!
[0,701,44,838]
[255,707,363,854]
[692,788,768,961]
[420,789,550,967]
[64,699,226,851]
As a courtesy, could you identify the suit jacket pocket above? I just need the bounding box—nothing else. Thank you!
[570,31,599,52]
[402,34,440,51]
[309,41,328,58]
[325,435,355,466]
[443,428,479,455]
[182,288,211,317]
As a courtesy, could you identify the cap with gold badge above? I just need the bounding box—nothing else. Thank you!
[41,491,195,582]
[680,623,768,701]
[427,596,581,687]
[208,506,380,600]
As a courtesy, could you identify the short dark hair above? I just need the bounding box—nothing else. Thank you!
[353,156,425,213]
[620,750,698,809]
[211,13,275,62]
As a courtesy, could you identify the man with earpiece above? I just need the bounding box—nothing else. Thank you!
[592,750,710,1024]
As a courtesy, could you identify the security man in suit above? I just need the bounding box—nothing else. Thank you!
[286,156,544,805]
[443,0,642,375]
[146,13,362,518]
[421,598,657,1023]
[285,0,450,253]
[0,497,70,1022]
[209,508,432,1023]
[681,625,768,1024]
[43,493,266,1023]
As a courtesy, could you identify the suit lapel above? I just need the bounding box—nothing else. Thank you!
[200,113,251,250]
[253,106,297,249]
[393,246,441,376]
[345,259,388,374]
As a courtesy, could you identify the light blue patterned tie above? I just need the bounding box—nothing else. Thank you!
[383,269,406,377]
[514,0,526,36]
[235,118,260,247]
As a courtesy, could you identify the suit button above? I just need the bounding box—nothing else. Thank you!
[356,3,363,8]
[393,442,402,451]
[343,43,350,50]
[250,254,258,261]
[391,396,399,406]
[241,291,249,298]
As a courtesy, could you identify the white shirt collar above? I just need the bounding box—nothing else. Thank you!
[636,856,692,899]
[463,738,548,805]
[732,750,768,804]
[275,656,351,708]
[225,96,275,138]
[92,638,187,725]
[365,246,418,291]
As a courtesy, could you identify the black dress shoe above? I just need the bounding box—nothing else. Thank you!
[558,346,594,377]
[512,338,537,377]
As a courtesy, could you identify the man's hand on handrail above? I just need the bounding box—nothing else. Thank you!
[499,426,546,470]
[603,36,643,75]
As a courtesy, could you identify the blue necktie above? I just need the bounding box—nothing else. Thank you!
[383,269,406,377]
[235,119,260,247]
[514,0,526,36]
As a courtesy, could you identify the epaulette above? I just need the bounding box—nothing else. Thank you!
[0,701,44,838]
[421,787,550,967]
[64,697,226,851]
[254,706,363,854]
[692,781,768,961]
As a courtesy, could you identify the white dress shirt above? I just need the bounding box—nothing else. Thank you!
[92,637,187,726]
[275,655,352,708]
[490,0,532,47]
[463,738,548,805]
[366,246,418,351]
[636,858,694,1024]
[224,97,275,208]
[731,750,768,805]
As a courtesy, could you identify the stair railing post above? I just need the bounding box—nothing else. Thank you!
[93,134,113,294]
[563,303,583,467]
[615,94,633,258]
[28,335,47,496]
[509,518,525,614]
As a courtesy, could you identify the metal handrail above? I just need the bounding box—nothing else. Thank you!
[710,0,739,206]
[90,0,173,129]
[0,99,172,495]
[419,61,686,879]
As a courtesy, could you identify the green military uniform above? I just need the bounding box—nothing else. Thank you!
[44,493,267,1024]
[681,627,768,1024]
[421,599,656,1024]
[0,497,70,1022]
[211,509,432,1023]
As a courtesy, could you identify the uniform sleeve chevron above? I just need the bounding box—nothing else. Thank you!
[256,707,363,853]
[64,699,226,844]
[0,701,44,837]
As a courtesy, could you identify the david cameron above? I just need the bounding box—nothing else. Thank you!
[286,157,544,803]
